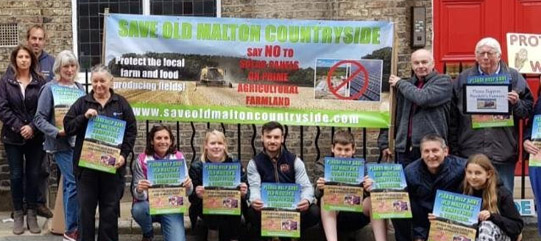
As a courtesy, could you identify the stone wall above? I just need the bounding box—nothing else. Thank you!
[0,0,73,72]
[0,0,433,210]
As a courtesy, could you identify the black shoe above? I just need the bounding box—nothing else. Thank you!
[36,204,53,218]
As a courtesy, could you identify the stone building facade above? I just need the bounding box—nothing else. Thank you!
[0,0,432,210]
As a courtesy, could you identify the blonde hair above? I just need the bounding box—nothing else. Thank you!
[53,50,79,81]
[200,130,230,162]
[463,154,499,214]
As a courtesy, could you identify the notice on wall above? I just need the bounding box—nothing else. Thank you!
[507,33,541,74]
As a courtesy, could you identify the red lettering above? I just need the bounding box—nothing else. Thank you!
[268,61,299,70]
[245,96,290,106]
[247,71,260,81]
[265,45,281,57]
[260,72,288,82]
[236,84,299,94]
[239,60,267,69]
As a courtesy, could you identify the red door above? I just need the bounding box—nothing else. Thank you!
[434,0,512,77]
[434,0,541,176]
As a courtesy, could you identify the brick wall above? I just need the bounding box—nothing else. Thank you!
[0,0,72,72]
[0,0,433,210]
[222,0,434,76]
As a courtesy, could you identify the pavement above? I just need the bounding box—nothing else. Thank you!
[0,207,538,241]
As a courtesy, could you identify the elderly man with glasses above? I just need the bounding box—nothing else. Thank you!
[449,37,533,193]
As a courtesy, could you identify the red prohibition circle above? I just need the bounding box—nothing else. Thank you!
[326,60,370,100]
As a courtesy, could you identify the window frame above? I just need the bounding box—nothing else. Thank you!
[71,0,220,70]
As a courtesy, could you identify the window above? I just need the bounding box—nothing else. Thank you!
[151,0,216,16]
[0,23,18,47]
[76,0,216,69]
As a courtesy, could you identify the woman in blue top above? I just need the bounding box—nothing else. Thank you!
[34,50,84,241]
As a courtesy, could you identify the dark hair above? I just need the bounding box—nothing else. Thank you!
[420,134,447,150]
[26,24,46,40]
[261,121,283,134]
[9,45,40,78]
[145,124,177,156]
[333,129,355,146]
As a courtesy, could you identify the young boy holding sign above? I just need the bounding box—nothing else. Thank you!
[314,129,370,241]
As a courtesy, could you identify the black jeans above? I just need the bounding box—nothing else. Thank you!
[391,218,412,241]
[5,142,44,211]
[336,211,370,233]
[77,168,124,241]
[191,197,248,241]
[36,154,51,205]
[203,214,242,240]
[393,140,417,241]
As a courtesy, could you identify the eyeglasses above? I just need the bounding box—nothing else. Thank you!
[476,51,499,57]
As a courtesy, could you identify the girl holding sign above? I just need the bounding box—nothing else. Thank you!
[131,124,193,241]
[34,50,85,241]
[189,129,248,241]
[462,154,523,241]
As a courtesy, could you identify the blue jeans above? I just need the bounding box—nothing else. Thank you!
[131,201,186,241]
[529,166,541,236]
[5,142,44,211]
[494,162,515,194]
[54,149,78,232]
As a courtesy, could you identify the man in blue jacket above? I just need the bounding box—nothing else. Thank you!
[27,25,55,218]
[5,25,54,81]
[378,49,452,241]
[405,134,466,241]
[27,25,55,82]
[246,121,319,240]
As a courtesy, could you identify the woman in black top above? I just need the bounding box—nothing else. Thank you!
[0,45,45,235]
[189,130,248,241]
[64,64,137,241]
